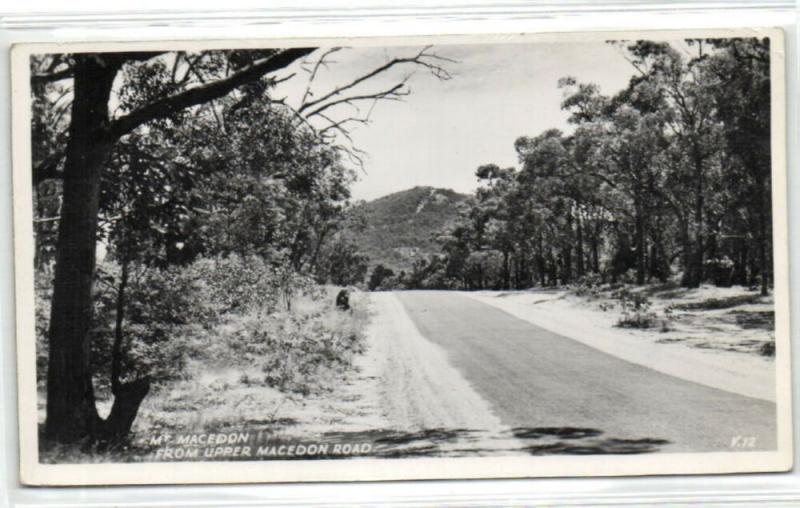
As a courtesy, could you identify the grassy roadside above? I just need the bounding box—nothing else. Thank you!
[39,286,372,463]
[488,281,775,358]
[570,281,775,357]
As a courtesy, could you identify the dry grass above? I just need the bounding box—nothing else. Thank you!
[139,287,370,428]
[568,283,775,357]
[38,286,372,463]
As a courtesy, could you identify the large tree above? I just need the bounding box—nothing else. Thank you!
[34,46,452,444]
[40,49,316,443]
[704,38,772,295]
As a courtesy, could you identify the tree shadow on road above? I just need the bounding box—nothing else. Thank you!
[321,428,479,458]
[511,427,603,440]
[319,426,670,458]
[512,427,669,455]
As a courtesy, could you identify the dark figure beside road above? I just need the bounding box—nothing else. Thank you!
[336,289,350,311]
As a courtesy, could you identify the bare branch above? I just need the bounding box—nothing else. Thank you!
[276,98,370,170]
[298,45,452,115]
[273,99,322,137]
[272,73,296,87]
[300,47,342,108]
[179,54,205,86]
[170,53,182,85]
[318,115,371,136]
[316,112,355,142]
[333,143,368,169]
[304,80,409,119]
[288,46,453,171]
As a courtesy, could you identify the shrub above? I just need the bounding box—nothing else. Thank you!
[223,288,368,396]
[368,264,395,291]
[614,288,657,329]
[571,273,603,297]
[89,260,223,389]
[617,312,658,329]
[619,268,639,285]
[197,254,320,315]
[705,256,735,287]
[36,253,369,406]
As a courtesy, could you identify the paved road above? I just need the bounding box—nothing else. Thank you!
[394,291,776,453]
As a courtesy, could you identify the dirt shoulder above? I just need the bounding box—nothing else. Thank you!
[334,292,523,456]
[464,285,775,403]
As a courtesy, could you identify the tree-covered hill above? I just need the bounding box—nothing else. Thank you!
[346,186,472,273]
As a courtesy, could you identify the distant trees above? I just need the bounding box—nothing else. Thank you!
[368,264,395,291]
[315,238,370,286]
[392,38,772,293]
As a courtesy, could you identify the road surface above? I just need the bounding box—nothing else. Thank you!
[390,290,776,453]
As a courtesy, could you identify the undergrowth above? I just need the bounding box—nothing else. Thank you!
[613,289,658,329]
[36,255,371,462]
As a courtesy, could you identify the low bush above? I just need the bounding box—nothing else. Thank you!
[675,294,761,311]
[617,312,658,329]
[614,288,657,329]
[571,273,603,298]
[36,254,366,400]
[704,256,735,287]
[228,288,368,396]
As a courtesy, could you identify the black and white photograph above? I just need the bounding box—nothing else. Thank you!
[11,29,791,485]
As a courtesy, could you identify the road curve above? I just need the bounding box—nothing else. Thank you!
[394,290,776,453]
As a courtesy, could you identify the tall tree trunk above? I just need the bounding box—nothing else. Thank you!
[104,256,151,441]
[44,57,119,443]
[502,249,510,290]
[634,194,646,285]
[733,238,748,286]
[111,259,129,396]
[688,151,706,288]
[678,215,694,287]
[756,172,770,296]
[575,208,585,278]
[306,226,330,274]
[537,234,546,286]
[590,229,600,274]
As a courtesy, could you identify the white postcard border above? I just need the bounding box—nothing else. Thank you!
[10,27,792,486]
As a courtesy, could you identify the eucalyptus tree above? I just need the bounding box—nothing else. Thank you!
[31,46,452,444]
[33,49,321,443]
[703,38,772,294]
[622,41,725,287]
[474,164,518,288]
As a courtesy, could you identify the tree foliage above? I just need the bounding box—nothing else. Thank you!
[389,38,772,293]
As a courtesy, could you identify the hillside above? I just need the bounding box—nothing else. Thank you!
[346,186,471,273]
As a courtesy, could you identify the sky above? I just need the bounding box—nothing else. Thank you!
[274,41,641,201]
